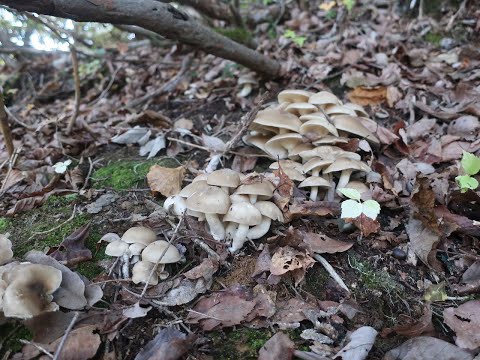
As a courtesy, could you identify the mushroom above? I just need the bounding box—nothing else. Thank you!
[223,203,262,252]
[308,91,341,108]
[312,135,349,146]
[238,74,257,97]
[323,157,371,190]
[0,235,13,265]
[225,194,251,238]
[253,108,302,134]
[269,160,305,181]
[289,143,314,160]
[285,102,318,116]
[163,195,187,216]
[131,261,158,285]
[141,240,181,279]
[243,134,271,155]
[178,180,210,220]
[122,227,156,246]
[298,145,361,162]
[324,104,358,117]
[186,186,231,240]
[344,103,369,118]
[129,242,147,256]
[2,264,62,319]
[299,113,339,137]
[234,181,274,204]
[265,133,304,159]
[207,169,240,193]
[332,115,380,145]
[105,240,129,257]
[247,201,284,240]
[299,176,331,201]
[345,180,370,195]
[278,89,313,104]
[192,173,208,182]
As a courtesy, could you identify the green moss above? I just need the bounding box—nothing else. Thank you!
[0,217,8,232]
[210,328,273,359]
[303,264,331,300]
[348,253,399,294]
[91,158,177,190]
[0,323,32,356]
[424,32,442,46]
[215,27,253,46]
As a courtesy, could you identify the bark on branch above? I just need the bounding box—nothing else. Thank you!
[0,0,281,78]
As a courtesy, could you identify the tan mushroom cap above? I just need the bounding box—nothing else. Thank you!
[323,158,371,174]
[312,135,349,146]
[2,264,62,319]
[186,186,231,214]
[223,202,262,226]
[299,176,331,188]
[192,173,208,183]
[265,133,303,159]
[308,91,341,107]
[269,160,303,171]
[235,182,274,199]
[0,235,13,265]
[299,145,361,162]
[122,227,156,245]
[105,240,129,257]
[207,169,240,189]
[299,115,339,137]
[302,158,333,174]
[345,180,370,194]
[278,89,313,103]
[254,201,284,222]
[230,194,251,203]
[178,180,209,198]
[129,242,147,256]
[238,74,258,86]
[344,103,369,118]
[289,143,314,158]
[142,240,181,264]
[253,108,302,133]
[285,102,318,116]
[325,104,358,117]
[243,134,271,154]
[332,115,380,145]
[131,261,158,285]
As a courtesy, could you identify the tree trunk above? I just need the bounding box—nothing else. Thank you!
[0,0,281,78]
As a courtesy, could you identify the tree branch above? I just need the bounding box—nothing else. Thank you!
[0,0,281,78]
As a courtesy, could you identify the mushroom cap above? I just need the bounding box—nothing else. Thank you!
[129,243,147,256]
[332,115,380,145]
[207,169,240,189]
[238,74,257,86]
[345,180,370,194]
[299,115,339,137]
[234,182,274,199]
[223,202,262,226]
[243,134,271,154]
[325,104,358,116]
[254,201,284,222]
[105,240,129,257]
[122,227,156,245]
[302,157,333,173]
[230,194,251,203]
[299,146,361,162]
[178,180,209,198]
[192,173,208,183]
[299,176,331,188]
[312,135,349,146]
[285,102,318,116]
[253,109,302,133]
[265,133,303,159]
[0,235,13,266]
[323,158,371,174]
[163,195,187,216]
[2,264,62,319]
[308,91,341,107]
[269,160,303,170]
[289,143,314,157]
[142,240,181,264]
[131,261,158,285]
[278,89,313,103]
[186,186,231,214]
[344,103,369,118]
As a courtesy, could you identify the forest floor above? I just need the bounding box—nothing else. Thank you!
[1,1,480,359]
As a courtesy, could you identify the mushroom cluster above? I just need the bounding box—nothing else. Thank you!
[245,90,376,199]
[164,169,283,252]
[105,226,181,285]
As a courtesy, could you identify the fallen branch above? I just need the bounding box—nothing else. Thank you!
[1,0,281,77]
[66,46,81,134]
[52,312,79,360]
[0,91,14,157]
[312,253,350,293]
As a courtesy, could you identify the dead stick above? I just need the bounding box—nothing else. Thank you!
[19,340,54,359]
[52,312,79,360]
[66,46,81,134]
[0,91,14,157]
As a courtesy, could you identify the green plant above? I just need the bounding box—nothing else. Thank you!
[339,188,380,220]
[342,0,355,12]
[455,151,480,192]
[283,29,306,47]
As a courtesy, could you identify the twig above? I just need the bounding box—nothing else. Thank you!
[191,238,221,261]
[0,90,14,157]
[66,46,81,134]
[446,0,468,31]
[4,107,36,130]
[28,205,77,240]
[127,53,194,108]
[0,146,21,195]
[312,253,350,293]
[19,340,53,359]
[186,309,224,321]
[80,157,94,191]
[52,312,79,360]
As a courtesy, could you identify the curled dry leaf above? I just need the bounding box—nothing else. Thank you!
[270,246,314,276]
[350,214,380,237]
[284,201,339,222]
[333,326,377,360]
[135,327,196,360]
[147,165,185,197]
[48,223,92,266]
[258,332,295,360]
[348,86,387,106]
[272,167,294,211]
[303,232,353,254]
[390,306,435,337]
[405,217,441,270]
[443,300,480,351]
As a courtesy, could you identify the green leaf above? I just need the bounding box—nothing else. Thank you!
[456,175,479,192]
[362,200,381,220]
[338,188,361,201]
[424,282,448,302]
[283,29,306,47]
[341,199,362,219]
[342,0,356,12]
[461,151,480,175]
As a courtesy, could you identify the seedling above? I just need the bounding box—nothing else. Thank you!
[52,159,72,174]
[455,151,480,193]
[339,188,380,220]
[342,0,356,12]
[283,29,306,47]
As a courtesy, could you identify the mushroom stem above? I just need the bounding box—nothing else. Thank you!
[325,173,336,201]
[247,217,271,240]
[205,213,226,241]
[205,153,222,173]
[225,222,238,239]
[229,224,250,252]
[336,169,353,190]
[249,194,258,204]
[310,186,319,201]
[122,253,130,279]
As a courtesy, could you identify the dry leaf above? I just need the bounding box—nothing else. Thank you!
[333,326,377,360]
[285,201,339,222]
[147,165,185,197]
[258,332,295,360]
[270,246,314,276]
[348,87,387,106]
[405,218,440,270]
[392,306,435,337]
[48,223,92,266]
[135,328,196,360]
[303,232,353,254]
[443,300,480,351]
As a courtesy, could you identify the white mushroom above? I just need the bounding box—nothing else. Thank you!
[131,261,159,285]
[0,234,13,265]
[247,201,284,240]
[223,202,262,252]
[141,240,182,280]
[163,195,187,216]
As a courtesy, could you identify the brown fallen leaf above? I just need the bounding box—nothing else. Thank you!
[6,193,51,216]
[135,328,196,360]
[435,206,480,237]
[48,223,92,266]
[147,165,185,197]
[348,86,387,106]
[284,201,339,222]
[405,217,441,271]
[303,232,353,254]
[391,306,435,337]
[273,166,294,211]
[350,214,380,237]
[270,246,314,275]
[443,300,480,351]
[258,332,295,360]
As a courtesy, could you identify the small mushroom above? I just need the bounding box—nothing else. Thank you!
[312,135,349,146]
[298,145,361,162]
[129,242,147,256]
[105,240,129,257]
[207,169,240,193]
[2,264,62,319]
[323,157,371,191]
[234,181,274,204]
[186,186,231,240]
[238,74,258,97]
[298,176,331,201]
[269,160,305,181]
[243,134,271,155]
[122,227,156,246]
[308,91,341,108]
[253,108,302,134]
[247,201,284,240]
[344,103,369,118]
[141,240,182,279]
[332,115,380,145]
[265,133,304,159]
[285,102,318,116]
[131,261,158,285]
[345,180,370,195]
[325,104,358,117]
[163,195,187,216]
[278,89,313,104]
[0,235,13,265]
[192,173,208,182]
[299,113,339,137]
[223,203,262,252]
